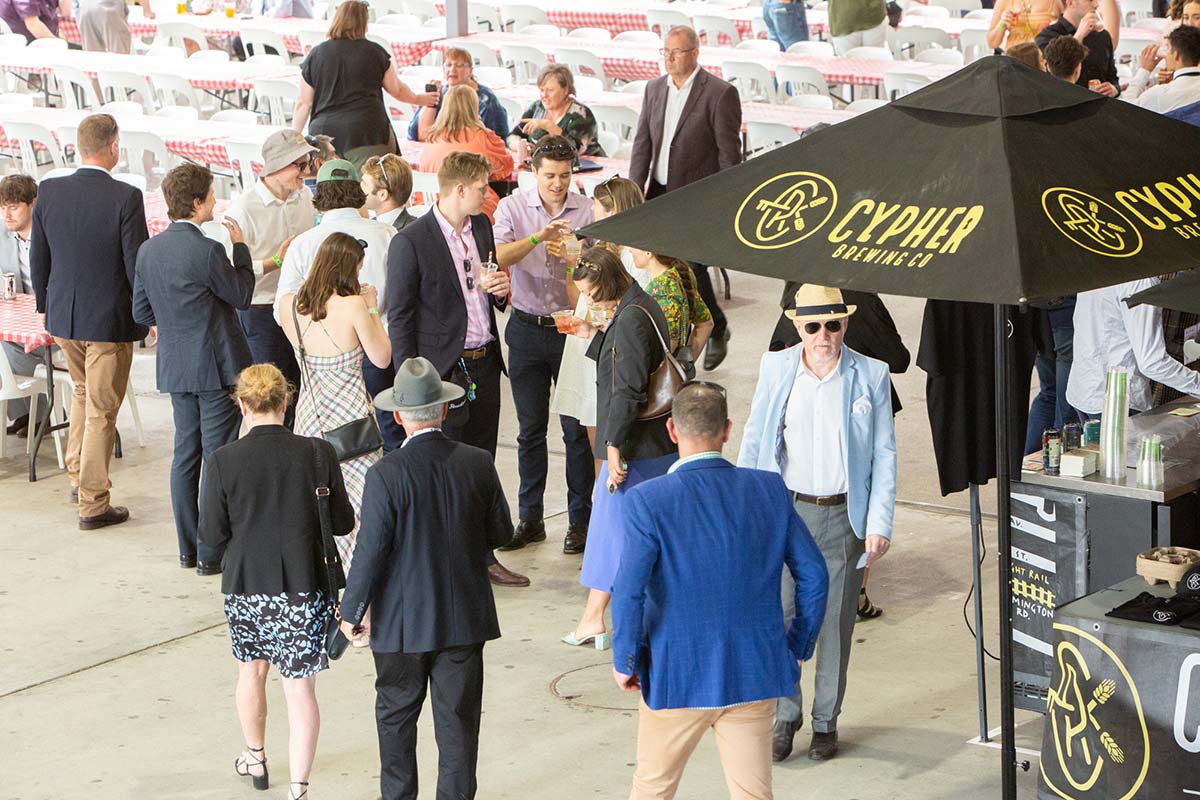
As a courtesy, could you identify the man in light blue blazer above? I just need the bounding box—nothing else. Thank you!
[612,382,829,800]
[739,284,897,763]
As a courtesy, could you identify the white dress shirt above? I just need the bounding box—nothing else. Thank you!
[781,348,848,496]
[1066,278,1200,414]
[227,180,317,306]
[1133,67,1200,113]
[273,208,397,328]
[652,66,701,187]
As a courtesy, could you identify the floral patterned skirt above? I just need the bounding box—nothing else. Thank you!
[223,591,333,679]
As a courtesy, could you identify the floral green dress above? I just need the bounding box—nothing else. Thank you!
[646,266,712,350]
[512,99,606,157]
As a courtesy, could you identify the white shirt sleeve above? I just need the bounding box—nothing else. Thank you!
[1118,285,1200,400]
[1123,67,1157,101]
[273,238,307,323]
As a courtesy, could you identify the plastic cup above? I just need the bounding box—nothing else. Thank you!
[552,310,578,334]
[225,3,235,17]
[176,1,187,13]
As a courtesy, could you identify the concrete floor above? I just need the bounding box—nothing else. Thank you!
[0,271,1045,799]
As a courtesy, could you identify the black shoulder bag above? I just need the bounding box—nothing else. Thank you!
[292,297,384,462]
[310,438,350,661]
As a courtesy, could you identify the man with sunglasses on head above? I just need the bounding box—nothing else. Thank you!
[490,135,596,556]
[225,131,320,428]
[629,25,741,372]
[738,285,897,765]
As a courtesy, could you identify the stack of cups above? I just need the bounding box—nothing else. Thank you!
[1135,434,1165,489]
[1100,367,1128,480]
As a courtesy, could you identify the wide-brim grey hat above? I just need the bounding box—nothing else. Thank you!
[374,356,465,412]
[260,131,319,176]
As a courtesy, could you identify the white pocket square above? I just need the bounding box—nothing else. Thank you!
[852,397,872,416]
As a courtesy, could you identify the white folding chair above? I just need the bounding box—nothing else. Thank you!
[787,93,835,109]
[458,39,501,67]
[101,100,145,116]
[846,46,895,61]
[614,30,661,45]
[692,14,742,47]
[621,80,648,95]
[515,23,560,37]
[567,27,612,42]
[589,102,639,142]
[224,139,263,189]
[597,129,619,157]
[500,44,550,83]
[915,47,963,65]
[27,38,68,50]
[573,74,604,98]
[468,1,503,32]
[846,97,889,111]
[554,47,609,89]
[722,60,777,103]
[409,169,440,206]
[251,78,299,126]
[155,21,209,50]
[645,8,691,40]
[155,105,200,120]
[366,32,394,53]
[775,63,830,97]
[422,15,449,32]
[0,347,63,467]
[150,72,208,114]
[737,39,781,52]
[54,64,103,110]
[3,120,64,174]
[400,0,439,21]
[241,28,295,62]
[890,26,953,59]
[474,65,514,86]
[189,49,230,62]
[501,3,549,31]
[97,70,156,112]
[145,44,186,59]
[120,130,171,178]
[745,120,798,154]
[959,28,991,63]
[882,70,933,99]
[370,0,409,17]
[55,125,78,164]
[377,13,423,27]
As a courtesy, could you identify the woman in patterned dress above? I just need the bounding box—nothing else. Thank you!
[199,364,356,800]
[279,233,392,572]
[630,249,714,365]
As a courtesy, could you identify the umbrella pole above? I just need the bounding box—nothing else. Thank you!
[969,482,989,743]
[993,303,1018,800]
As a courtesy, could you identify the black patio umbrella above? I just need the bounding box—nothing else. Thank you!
[581,56,1200,799]
[1126,268,1200,314]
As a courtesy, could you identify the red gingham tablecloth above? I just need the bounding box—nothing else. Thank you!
[0,293,53,353]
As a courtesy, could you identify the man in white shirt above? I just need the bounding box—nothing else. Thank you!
[629,25,741,371]
[738,285,896,765]
[226,131,318,429]
[273,159,399,444]
[1124,25,1200,112]
[0,173,41,434]
[1066,278,1200,414]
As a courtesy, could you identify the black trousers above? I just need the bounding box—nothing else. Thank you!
[646,180,727,337]
[363,356,406,453]
[373,644,485,800]
[442,343,502,458]
[170,388,241,562]
[237,306,300,429]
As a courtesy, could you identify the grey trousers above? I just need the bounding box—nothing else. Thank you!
[777,501,865,733]
[1,340,47,420]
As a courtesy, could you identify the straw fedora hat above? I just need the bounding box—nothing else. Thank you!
[783,284,857,322]
[374,357,465,413]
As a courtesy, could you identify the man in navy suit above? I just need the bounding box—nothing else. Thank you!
[133,164,255,573]
[30,114,148,530]
[612,382,829,800]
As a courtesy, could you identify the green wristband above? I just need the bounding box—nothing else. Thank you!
[272,254,283,269]
[530,234,540,246]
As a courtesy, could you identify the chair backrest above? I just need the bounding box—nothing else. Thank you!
[882,70,933,99]
[155,105,200,120]
[567,27,611,41]
[119,130,168,176]
[495,95,523,129]
[111,172,147,192]
[155,21,209,50]
[589,103,639,141]
[846,97,889,111]
[474,65,513,86]
[211,108,261,125]
[377,13,423,27]
[846,46,895,61]
[456,40,501,67]
[775,63,830,97]
[189,49,230,62]
[252,78,300,126]
[55,124,77,164]
[745,120,798,153]
[890,26,954,59]
[573,74,604,98]
[3,121,64,173]
[400,0,439,21]
[787,93,834,109]
[53,64,103,110]
[421,14,448,31]
[224,139,264,189]
[248,53,288,67]
[499,44,550,83]
[297,29,325,54]
[959,28,991,63]
[409,169,440,205]
[370,0,409,17]
[915,47,963,65]
[467,1,503,32]
[0,32,28,48]
[145,44,186,59]
[721,60,777,103]
[97,70,155,111]
[787,40,835,57]
[692,14,741,47]
[621,79,648,95]
[0,93,34,106]
[613,30,661,45]
[100,100,146,116]
[28,38,67,50]
[241,27,293,60]
[645,8,691,39]
[150,72,203,110]
[736,39,781,52]
[597,129,619,158]
[501,3,549,31]
[554,47,608,88]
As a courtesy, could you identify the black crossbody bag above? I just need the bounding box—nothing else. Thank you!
[310,439,350,661]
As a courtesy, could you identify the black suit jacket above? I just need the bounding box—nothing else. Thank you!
[386,209,508,378]
[199,426,356,595]
[133,222,256,393]
[30,168,149,342]
[340,431,514,653]
[587,283,675,461]
[629,68,743,194]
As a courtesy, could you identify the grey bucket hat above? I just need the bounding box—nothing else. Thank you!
[374,356,465,413]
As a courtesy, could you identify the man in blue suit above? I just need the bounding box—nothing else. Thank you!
[739,284,898,763]
[612,382,829,800]
[134,164,255,574]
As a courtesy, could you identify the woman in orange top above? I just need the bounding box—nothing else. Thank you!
[417,84,512,221]
[987,0,1064,49]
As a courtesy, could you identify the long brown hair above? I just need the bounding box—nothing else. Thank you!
[295,233,364,322]
[328,0,368,39]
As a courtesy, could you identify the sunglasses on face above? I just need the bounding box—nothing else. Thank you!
[803,319,842,335]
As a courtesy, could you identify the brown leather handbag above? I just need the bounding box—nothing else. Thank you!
[624,304,687,420]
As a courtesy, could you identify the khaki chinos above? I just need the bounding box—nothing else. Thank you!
[54,338,134,517]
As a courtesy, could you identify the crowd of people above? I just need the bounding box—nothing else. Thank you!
[4,1,1200,797]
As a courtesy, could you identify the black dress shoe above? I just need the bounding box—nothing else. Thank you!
[179,556,197,569]
[498,519,546,551]
[196,561,223,576]
[703,329,730,371]
[562,523,588,555]
[772,718,802,762]
[79,505,130,531]
[808,730,839,761]
[6,414,29,436]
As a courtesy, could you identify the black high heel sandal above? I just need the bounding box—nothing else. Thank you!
[289,780,309,799]
[234,746,269,791]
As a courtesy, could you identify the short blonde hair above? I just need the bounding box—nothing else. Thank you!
[436,151,491,193]
[362,153,413,206]
[77,113,119,158]
[427,84,486,142]
[233,364,290,414]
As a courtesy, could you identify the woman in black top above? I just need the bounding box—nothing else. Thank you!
[562,246,676,649]
[292,1,436,169]
[199,364,354,800]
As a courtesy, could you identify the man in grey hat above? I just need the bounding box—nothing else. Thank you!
[224,130,319,428]
[340,356,514,800]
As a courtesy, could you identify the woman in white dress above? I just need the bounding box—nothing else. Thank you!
[79,0,154,54]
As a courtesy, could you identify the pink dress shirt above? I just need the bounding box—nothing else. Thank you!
[432,203,493,349]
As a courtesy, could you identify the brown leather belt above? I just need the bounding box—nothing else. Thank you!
[461,343,491,360]
[793,492,847,506]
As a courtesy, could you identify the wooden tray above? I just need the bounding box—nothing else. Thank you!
[1136,547,1200,590]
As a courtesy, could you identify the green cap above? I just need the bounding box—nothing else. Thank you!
[316,158,359,184]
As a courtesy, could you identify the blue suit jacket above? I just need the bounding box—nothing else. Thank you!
[611,457,829,711]
[738,345,897,540]
[133,222,255,393]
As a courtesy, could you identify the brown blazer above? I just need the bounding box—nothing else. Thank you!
[629,67,743,195]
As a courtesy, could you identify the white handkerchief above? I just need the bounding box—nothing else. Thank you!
[852,396,872,416]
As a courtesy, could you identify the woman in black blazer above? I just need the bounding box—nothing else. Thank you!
[199,364,354,800]
[562,247,677,649]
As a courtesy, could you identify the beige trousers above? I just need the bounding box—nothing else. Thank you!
[630,698,775,800]
[54,339,133,517]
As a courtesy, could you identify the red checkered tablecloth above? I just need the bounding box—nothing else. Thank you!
[0,293,53,353]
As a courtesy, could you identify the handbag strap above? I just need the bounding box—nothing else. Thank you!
[628,302,683,372]
[292,296,329,435]
[309,438,342,604]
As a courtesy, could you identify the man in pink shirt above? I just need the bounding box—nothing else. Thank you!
[386,151,529,588]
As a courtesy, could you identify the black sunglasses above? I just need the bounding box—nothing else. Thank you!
[803,319,842,335]
[532,141,576,160]
[464,258,473,290]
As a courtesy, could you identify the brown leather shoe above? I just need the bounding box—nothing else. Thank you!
[488,561,530,587]
[79,506,130,531]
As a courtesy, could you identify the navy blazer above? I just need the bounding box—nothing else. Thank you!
[133,222,255,393]
[612,457,829,711]
[340,431,514,653]
[385,209,508,378]
[30,168,149,342]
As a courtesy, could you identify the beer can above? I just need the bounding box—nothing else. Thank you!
[1043,428,1061,475]
[1083,419,1101,446]
[1062,422,1082,451]
[2,272,15,301]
